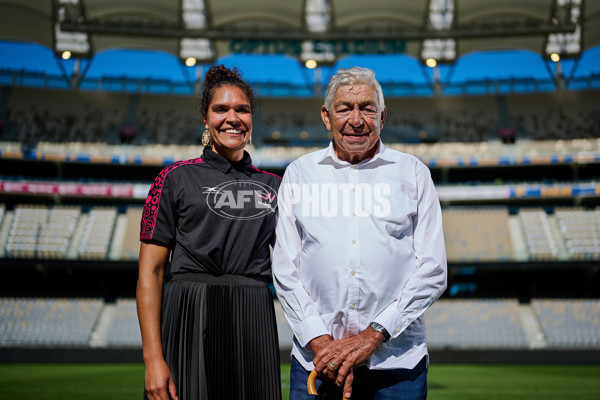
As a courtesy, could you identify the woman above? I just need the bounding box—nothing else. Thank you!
[137,65,282,400]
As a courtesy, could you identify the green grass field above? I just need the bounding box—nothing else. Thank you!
[1,363,599,400]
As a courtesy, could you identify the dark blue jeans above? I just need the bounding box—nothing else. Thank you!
[289,356,428,400]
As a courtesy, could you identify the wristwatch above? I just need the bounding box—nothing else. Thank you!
[369,322,391,343]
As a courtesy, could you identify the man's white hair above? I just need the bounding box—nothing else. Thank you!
[323,66,385,112]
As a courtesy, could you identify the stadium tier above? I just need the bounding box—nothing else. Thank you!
[1,85,599,146]
[532,299,600,348]
[425,299,529,348]
[1,297,598,351]
[0,298,104,346]
[103,299,142,348]
[3,204,599,262]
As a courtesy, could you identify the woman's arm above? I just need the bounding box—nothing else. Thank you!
[136,241,178,400]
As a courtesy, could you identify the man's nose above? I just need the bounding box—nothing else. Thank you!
[349,108,363,126]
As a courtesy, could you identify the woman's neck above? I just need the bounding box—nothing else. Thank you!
[211,145,244,162]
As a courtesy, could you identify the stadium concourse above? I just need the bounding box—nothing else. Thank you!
[1,0,600,364]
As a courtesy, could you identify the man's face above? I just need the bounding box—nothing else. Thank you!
[321,84,386,163]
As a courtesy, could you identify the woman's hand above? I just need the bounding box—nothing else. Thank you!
[144,358,178,400]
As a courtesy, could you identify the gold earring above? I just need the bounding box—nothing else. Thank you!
[202,129,211,146]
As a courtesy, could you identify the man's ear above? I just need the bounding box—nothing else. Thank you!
[380,107,387,129]
[321,105,331,131]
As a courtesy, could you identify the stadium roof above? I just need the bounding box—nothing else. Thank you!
[0,0,597,65]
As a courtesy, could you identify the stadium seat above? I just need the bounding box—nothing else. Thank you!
[442,208,514,262]
[532,299,600,348]
[425,299,529,348]
[0,297,104,346]
[518,208,558,260]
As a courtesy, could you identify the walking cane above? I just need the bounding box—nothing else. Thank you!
[307,369,348,399]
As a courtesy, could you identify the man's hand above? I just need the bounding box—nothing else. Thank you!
[144,358,179,400]
[310,334,336,382]
[313,327,385,398]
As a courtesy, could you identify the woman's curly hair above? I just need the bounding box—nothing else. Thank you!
[199,65,256,119]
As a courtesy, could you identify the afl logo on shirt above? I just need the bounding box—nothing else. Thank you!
[204,180,278,220]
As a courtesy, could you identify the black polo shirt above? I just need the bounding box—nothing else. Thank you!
[140,147,281,278]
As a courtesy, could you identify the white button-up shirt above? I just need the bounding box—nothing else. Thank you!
[272,141,447,371]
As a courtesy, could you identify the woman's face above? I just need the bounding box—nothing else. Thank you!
[204,84,252,161]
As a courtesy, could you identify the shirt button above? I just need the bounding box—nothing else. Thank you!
[352,240,356,244]
[352,212,356,217]
[350,304,356,310]
[352,188,356,192]
[396,327,401,333]
[351,270,356,276]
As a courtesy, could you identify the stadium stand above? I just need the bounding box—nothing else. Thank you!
[5,297,596,351]
[532,299,600,348]
[554,208,600,260]
[36,206,80,259]
[5,204,48,258]
[0,0,598,369]
[104,298,142,347]
[77,207,117,260]
[2,204,600,263]
[507,91,600,141]
[425,299,529,348]
[2,86,598,146]
[0,298,104,346]
[6,87,129,145]
[518,208,558,261]
[442,208,514,262]
[119,207,143,261]
[137,93,203,145]
[0,44,598,364]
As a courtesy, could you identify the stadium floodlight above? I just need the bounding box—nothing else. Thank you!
[550,53,561,62]
[301,0,335,66]
[180,38,214,64]
[421,0,456,64]
[300,40,336,66]
[179,0,214,64]
[54,0,91,57]
[61,51,72,60]
[422,39,455,63]
[305,0,330,33]
[182,0,206,29]
[305,59,318,69]
[545,0,581,58]
[425,58,438,68]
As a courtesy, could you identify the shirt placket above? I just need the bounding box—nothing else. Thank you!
[347,164,361,335]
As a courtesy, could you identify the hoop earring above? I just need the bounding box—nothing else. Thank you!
[202,129,211,146]
[248,135,252,146]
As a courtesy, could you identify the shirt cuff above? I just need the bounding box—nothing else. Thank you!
[295,315,330,348]
[372,305,402,338]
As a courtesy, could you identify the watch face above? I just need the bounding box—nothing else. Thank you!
[370,322,390,342]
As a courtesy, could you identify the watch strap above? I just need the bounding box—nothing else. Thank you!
[369,322,391,343]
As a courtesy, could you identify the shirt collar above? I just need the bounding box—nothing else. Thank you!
[202,146,253,176]
[319,140,391,166]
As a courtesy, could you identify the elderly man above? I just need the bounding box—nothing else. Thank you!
[272,67,447,400]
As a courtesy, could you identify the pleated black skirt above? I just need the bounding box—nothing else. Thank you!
[153,272,282,400]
